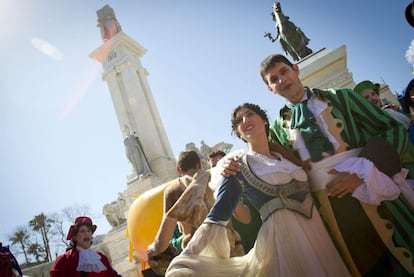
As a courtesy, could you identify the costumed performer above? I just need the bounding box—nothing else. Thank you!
[166,103,351,277]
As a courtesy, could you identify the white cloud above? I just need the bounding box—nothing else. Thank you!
[405,39,414,66]
[31,37,63,60]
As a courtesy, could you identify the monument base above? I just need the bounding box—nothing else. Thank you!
[94,223,141,276]
[97,173,175,276]
[297,46,398,105]
[298,45,354,89]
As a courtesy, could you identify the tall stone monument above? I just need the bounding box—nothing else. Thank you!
[89,5,178,276]
[90,5,177,185]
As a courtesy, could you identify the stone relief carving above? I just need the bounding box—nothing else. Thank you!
[103,193,127,228]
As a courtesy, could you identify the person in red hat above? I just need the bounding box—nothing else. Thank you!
[50,216,120,277]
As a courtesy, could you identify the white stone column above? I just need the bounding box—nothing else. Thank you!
[90,32,177,182]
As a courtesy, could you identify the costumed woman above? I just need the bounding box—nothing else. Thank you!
[50,216,120,277]
[166,103,351,277]
[354,80,411,130]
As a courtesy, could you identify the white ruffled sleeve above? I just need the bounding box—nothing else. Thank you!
[333,157,400,205]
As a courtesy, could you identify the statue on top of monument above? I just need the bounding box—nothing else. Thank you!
[264,2,313,61]
[96,5,122,42]
[123,127,152,177]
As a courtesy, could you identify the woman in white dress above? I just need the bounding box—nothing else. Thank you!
[166,103,350,277]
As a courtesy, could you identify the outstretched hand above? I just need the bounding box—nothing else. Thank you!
[325,169,363,198]
[220,155,241,177]
[146,243,157,260]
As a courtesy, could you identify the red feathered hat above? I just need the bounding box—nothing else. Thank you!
[66,216,97,240]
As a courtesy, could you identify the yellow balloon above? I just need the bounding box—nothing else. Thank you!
[127,179,177,261]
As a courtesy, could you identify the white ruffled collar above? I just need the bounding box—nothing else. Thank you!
[247,150,308,184]
[76,246,107,272]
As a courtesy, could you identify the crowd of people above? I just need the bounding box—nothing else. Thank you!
[1,56,401,276]
[144,53,414,277]
[40,53,414,277]
[1,56,408,276]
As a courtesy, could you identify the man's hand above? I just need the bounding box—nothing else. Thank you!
[325,169,363,198]
[220,155,241,177]
[383,103,400,111]
[146,243,157,260]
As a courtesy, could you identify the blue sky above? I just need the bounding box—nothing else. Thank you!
[1,0,413,256]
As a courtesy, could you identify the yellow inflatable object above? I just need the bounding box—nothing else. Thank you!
[127,179,177,262]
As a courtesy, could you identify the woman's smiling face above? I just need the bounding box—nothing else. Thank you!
[235,107,267,142]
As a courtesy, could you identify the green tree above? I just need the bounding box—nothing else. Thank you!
[8,227,30,264]
[29,213,54,262]
[50,204,93,253]
[27,242,46,263]
[7,203,97,265]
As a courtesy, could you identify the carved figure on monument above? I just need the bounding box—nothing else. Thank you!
[185,142,205,159]
[103,201,126,228]
[185,141,233,170]
[103,193,128,228]
[124,130,152,177]
[210,141,233,154]
[103,203,120,228]
[96,5,122,42]
[201,141,233,156]
[264,2,312,61]
[200,140,212,159]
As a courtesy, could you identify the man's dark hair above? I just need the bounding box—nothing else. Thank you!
[177,150,200,172]
[208,150,226,159]
[259,54,294,84]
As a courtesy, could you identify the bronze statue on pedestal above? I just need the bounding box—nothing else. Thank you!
[265,2,313,61]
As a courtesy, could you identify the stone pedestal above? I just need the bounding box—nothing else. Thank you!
[298,45,399,106]
[100,173,177,276]
[298,45,355,89]
[95,223,139,277]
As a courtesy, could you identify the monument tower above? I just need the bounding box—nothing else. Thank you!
[89,5,177,185]
[87,6,180,276]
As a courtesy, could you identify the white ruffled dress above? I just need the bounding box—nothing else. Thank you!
[166,151,350,277]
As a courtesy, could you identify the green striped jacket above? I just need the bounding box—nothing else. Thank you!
[270,87,409,158]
